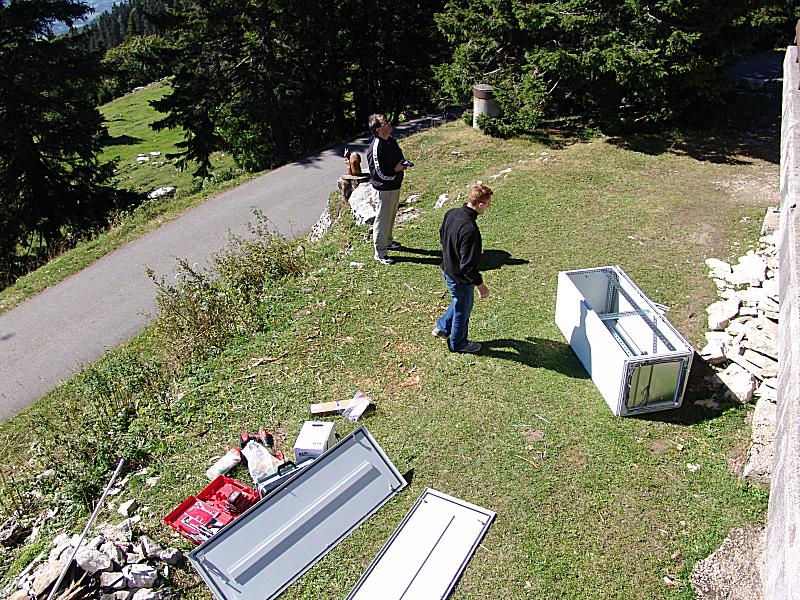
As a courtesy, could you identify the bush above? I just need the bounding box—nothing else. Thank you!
[150,212,306,365]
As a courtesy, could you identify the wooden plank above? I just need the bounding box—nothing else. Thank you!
[310,398,371,416]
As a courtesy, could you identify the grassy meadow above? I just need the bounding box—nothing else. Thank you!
[0,80,248,316]
[0,99,779,599]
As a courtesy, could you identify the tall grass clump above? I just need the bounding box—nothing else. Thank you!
[150,212,307,366]
[35,349,173,510]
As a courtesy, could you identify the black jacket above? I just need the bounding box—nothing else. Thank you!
[440,204,483,286]
[367,135,405,191]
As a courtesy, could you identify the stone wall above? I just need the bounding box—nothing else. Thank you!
[765,43,800,600]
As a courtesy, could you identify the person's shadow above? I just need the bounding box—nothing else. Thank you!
[393,247,530,270]
[480,336,589,379]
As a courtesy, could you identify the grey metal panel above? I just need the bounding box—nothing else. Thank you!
[347,488,495,600]
[188,425,407,600]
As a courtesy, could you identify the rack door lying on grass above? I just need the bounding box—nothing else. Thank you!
[347,488,495,600]
[555,266,694,416]
[188,425,407,600]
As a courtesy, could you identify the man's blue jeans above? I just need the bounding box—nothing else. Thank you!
[436,273,475,352]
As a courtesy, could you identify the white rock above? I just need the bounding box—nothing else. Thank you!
[101,592,132,600]
[707,299,740,330]
[156,547,183,565]
[404,193,421,203]
[754,382,777,402]
[147,186,175,200]
[742,332,778,359]
[705,331,733,345]
[123,564,157,589]
[705,258,732,274]
[117,499,139,518]
[726,317,754,337]
[742,349,778,371]
[396,207,421,224]
[699,340,726,365]
[717,363,757,403]
[139,536,162,559]
[347,183,378,224]
[728,353,765,381]
[489,167,512,180]
[100,541,127,566]
[31,559,69,598]
[76,547,112,574]
[434,193,449,208]
[100,571,126,590]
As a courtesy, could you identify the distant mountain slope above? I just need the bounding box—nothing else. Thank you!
[51,0,117,35]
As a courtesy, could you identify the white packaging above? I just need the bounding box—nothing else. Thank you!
[294,421,336,463]
[205,448,241,481]
[242,441,282,482]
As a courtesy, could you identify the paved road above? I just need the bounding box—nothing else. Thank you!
[0,116,449,422]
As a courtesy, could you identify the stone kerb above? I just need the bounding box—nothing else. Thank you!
[765,44,800,600]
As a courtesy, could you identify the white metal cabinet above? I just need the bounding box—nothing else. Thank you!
[555,266,694,416]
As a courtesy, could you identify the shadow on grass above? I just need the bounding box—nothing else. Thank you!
[480,336,589,379]
[104,133,142,147]
[393,247,529,270]
[606,90,780,165]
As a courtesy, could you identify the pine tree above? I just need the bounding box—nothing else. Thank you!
[0,0,119,285]
[435,0,799,133]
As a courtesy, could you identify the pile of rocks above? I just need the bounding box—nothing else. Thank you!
[698,217,780,486]
[700,232,779,406]
[5,519,182,600]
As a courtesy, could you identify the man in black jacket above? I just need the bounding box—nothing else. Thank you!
[367,113,409,265]
[433,184,493,353]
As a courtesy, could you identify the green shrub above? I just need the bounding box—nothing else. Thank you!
[150,212,307,365]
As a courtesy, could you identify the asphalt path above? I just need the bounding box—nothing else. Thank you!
[0,115,450,422]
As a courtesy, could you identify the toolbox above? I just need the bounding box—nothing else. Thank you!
[164,476,259,544]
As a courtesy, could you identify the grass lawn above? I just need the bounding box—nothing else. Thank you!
[0,102,778,599]
[0,80,250,316]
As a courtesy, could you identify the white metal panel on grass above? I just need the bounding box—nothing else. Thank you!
[348,488,495,600]
[188,426,406,600]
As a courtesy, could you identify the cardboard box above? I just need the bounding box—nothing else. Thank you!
[294,421,336,463]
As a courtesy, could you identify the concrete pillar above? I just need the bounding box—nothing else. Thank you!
[472,84,500,129]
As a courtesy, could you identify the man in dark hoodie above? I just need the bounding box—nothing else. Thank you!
[433,184,493,353]
[367,113,409,265]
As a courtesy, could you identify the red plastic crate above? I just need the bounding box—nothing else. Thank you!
[163,476,259,544]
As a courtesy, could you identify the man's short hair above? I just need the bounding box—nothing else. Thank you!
[368,113,385,133]
[468,184,493,205]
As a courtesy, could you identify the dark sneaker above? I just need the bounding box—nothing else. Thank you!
[387,240,402,250]
[374,255,394,265]
[432,327,449,339]
[456,341,482,354]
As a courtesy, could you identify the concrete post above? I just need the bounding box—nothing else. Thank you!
[472,84,500,129]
